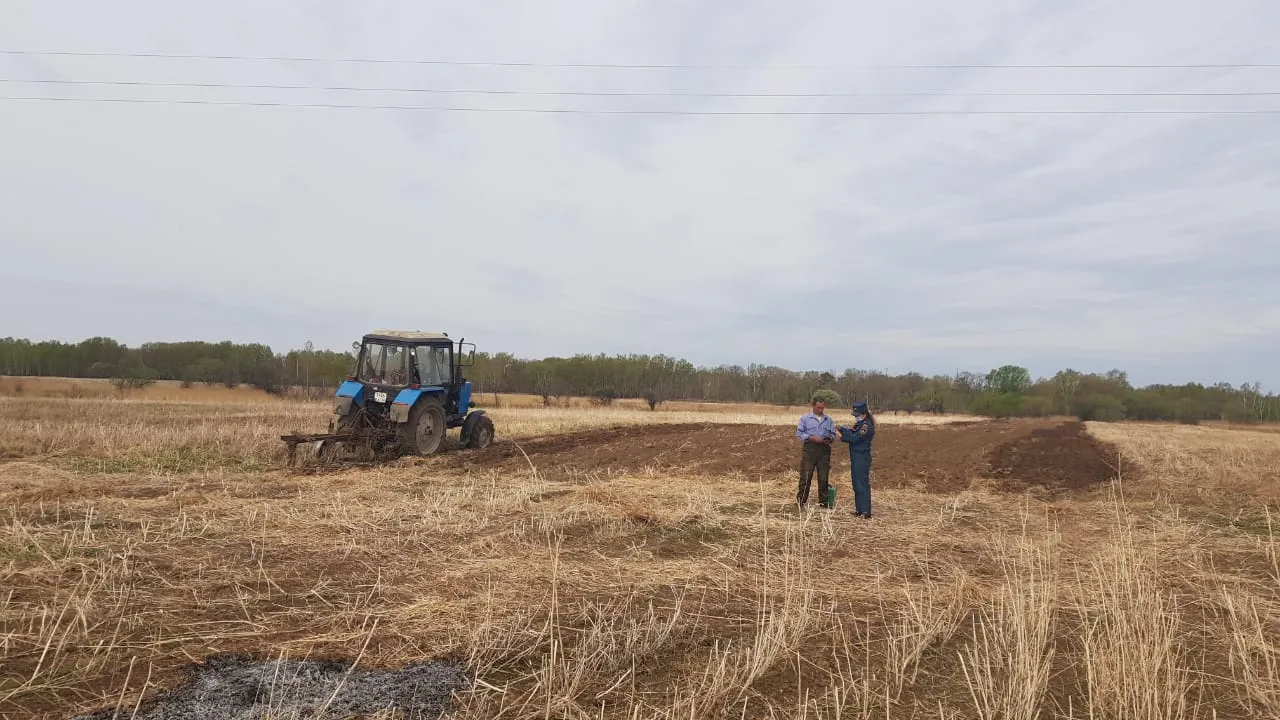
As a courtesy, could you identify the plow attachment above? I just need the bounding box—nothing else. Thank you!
[281,402,400,470]
[280,429,387,470]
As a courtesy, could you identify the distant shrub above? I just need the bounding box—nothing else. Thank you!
[643,389,665,411]
[970,392,1022,419]
[249,360,285,396]
[111,364,159,395]
[87,362,116,378]
[1076,394,1126,422]
[591,387,618,406]
[111,377,156,394]
[810,389,843,407]
[1175,398,1206,425]
[1221,402,1262,424]
[180,364,202,389]
[1017,396,1054,417]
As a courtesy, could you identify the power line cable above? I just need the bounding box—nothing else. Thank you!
[3,49,1280,70]
[4,95,1279,115]
[3,77,1278,98]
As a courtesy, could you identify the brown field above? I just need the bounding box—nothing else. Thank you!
[2,389,1279,719]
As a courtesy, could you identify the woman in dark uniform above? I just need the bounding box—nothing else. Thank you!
[837,401,876,518]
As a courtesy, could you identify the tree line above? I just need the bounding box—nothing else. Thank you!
[0,337,352,396]
[1,336,1276,424]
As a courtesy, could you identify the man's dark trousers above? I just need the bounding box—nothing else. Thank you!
[798,442,832,508]
[851,452,872,516]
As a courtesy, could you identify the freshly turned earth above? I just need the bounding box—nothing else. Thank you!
[440,418,1120,495]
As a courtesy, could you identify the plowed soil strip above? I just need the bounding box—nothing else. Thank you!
[437,418,1121,494]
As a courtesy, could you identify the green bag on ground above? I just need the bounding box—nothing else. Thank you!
[828,486,836,507]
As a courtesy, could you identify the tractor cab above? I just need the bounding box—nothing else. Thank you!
[355,334,453,391]
[327,330,493,456]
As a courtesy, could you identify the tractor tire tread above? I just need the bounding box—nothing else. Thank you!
[466,415,495,449]
[398,397,446,456]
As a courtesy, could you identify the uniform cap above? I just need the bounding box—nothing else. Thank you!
[852,401,869,412]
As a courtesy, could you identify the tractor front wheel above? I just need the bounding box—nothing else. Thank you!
[398,398,446,456]
[466,415,495,449]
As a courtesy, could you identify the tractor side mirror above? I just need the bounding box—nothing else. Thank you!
[351,341,360,351]
[458,342,476,366]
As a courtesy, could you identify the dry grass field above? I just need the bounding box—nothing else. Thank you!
[0,376,978,419]
[2,387,1279,719]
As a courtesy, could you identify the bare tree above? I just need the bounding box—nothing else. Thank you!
[534,370,555,407]
[302,340,316,399]
[1054,370,1083,416]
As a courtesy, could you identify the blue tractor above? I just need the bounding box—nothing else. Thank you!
[282,330,494,465]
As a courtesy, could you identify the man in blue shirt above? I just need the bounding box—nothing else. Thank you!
[795,396,836,510]
[837,401,876,518]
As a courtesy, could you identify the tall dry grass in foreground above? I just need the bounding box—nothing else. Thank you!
[0,400,1277,718]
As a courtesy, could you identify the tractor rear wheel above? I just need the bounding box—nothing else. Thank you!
[398,398,446,456]
[466,415,495,449]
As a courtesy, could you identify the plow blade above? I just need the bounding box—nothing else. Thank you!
[281,431,367,469]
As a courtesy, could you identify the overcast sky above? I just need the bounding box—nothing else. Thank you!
[2,1,1278,388]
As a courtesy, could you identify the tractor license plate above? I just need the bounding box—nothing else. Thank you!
[374,391,388,403]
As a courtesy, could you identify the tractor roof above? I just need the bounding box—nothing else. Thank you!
[363,330,451,344]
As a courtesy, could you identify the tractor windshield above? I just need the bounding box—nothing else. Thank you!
[359,342,411,386]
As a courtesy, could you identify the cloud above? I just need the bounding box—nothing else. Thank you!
[1,0,1278,388]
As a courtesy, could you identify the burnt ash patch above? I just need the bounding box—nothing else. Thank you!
[73,654,469,720]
